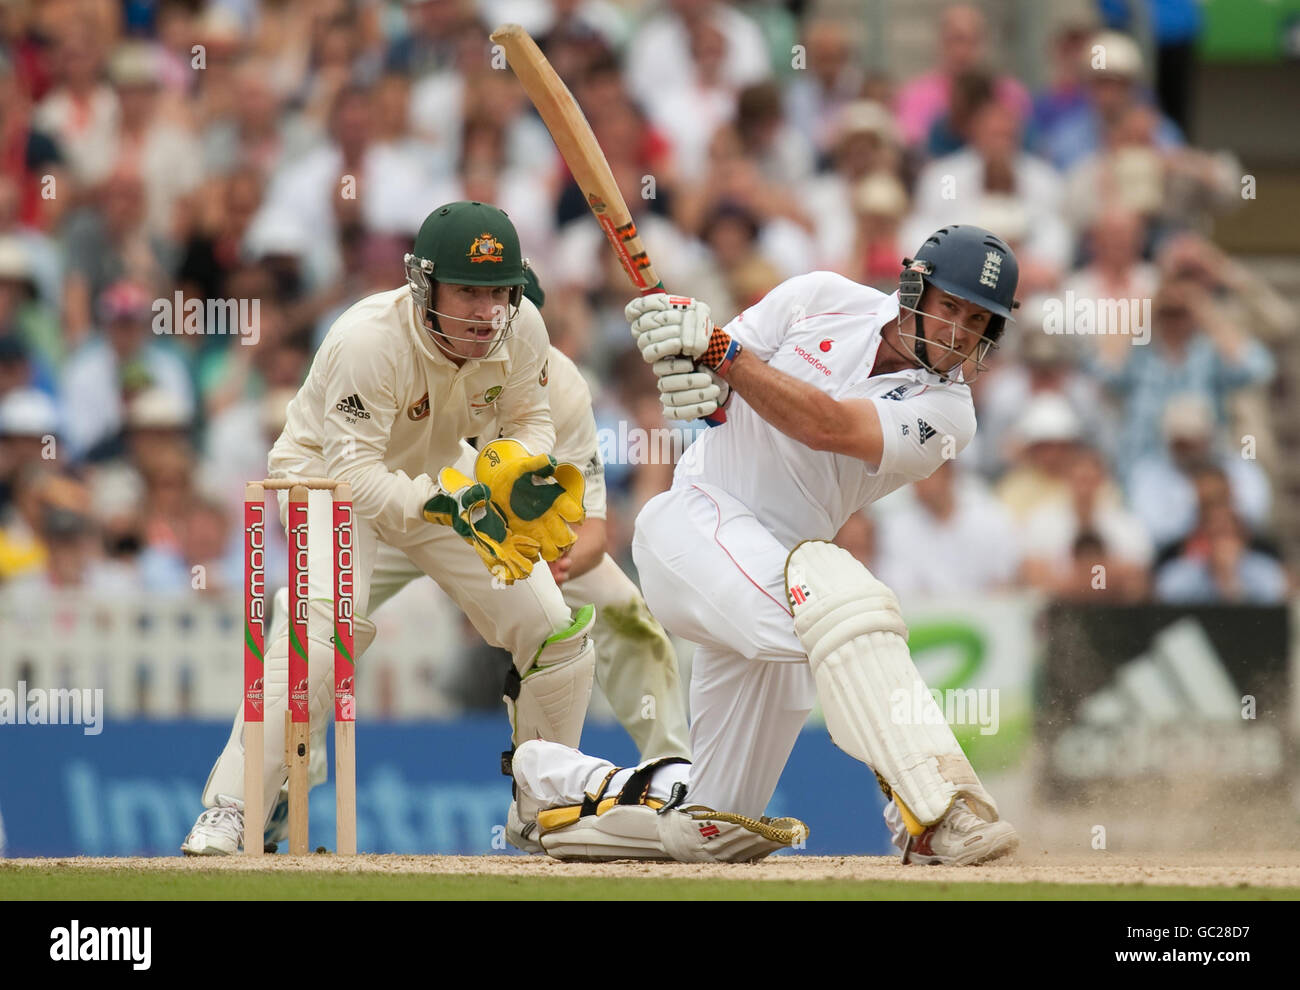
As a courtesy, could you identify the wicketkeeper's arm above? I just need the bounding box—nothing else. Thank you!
[320,338,438,537]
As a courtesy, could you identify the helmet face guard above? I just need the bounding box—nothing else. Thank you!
[404,252,526,360]
[898,260,1004,383]
[896,226,1020,384]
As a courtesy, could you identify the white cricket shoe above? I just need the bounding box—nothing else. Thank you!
[903,799,1018,866]
[506,798,543,854]
[180,795,245,856]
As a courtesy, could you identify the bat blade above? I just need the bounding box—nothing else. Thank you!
[491,23,662,294]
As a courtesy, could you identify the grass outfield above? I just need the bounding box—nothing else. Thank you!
[4,867,1299,900]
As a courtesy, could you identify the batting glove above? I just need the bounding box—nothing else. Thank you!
[653,357,732,424]
[626,294,715,363]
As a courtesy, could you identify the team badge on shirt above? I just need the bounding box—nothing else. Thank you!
[408,392,430,421]
[538,360,549,386]
[470,385,504,411]
[468,233,505,263]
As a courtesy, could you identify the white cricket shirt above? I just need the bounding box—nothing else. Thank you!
[672,271,977,548]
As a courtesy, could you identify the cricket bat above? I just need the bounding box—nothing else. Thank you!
[490,23,663,295]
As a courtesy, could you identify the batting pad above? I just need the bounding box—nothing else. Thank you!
[785,540,997,829]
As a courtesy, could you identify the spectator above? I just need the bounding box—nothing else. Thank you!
[387,0,480,80]
[802,100,901,269]
[1127,396,1271,551]
[60,169,168,345]
[33,27,119,189]
[0,386,57,513]
[893,4,1030,150]
[875,459,1020,596]
[1030,15,1097,141]
[784,17,866,159]
[59,281,195,462]
[1059,208,1158,368]
[904,100,1070,287]
[1155,503,1287,604]
[1053,529,1144,601]
[1036,30,1182,172]
[625,0,771,125]
[994,392,1084,522]
[0,52,66,232]
[0,239,60,375]
[1063,102,1240,239]
[925,68,994,158]
[971,311,1111,477]
[641,15,747,183]
[1019,445,1151,597]
[107,41,204,243]
[1092,274,1275,487]
[840,172,909,290]
[698,200,783,312]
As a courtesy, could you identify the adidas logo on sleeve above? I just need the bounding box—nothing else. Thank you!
[335,394,371,419]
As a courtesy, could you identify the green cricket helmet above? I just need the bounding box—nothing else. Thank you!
[404,201,530,357]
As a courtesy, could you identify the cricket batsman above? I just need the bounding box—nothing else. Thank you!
[184,201,599,854]
[511,225,1023,865]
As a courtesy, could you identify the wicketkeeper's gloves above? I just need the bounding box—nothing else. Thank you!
[423,466,540,584]
[474,438,585,562]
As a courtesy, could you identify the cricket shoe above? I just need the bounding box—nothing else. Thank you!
[902,799,1018,866]
[180,795,245,856]
[506,798,543,855]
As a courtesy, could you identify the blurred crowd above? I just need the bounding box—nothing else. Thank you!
[0,0,1293,642]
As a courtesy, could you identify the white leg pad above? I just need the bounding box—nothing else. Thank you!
[507,604,596,749]
[786,540,997,828]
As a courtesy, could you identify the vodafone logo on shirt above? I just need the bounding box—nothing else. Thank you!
[794,345,833,376]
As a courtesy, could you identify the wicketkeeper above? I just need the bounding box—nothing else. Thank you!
[184,202,601,854]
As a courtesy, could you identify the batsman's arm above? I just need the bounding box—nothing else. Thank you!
[723,349,886,466]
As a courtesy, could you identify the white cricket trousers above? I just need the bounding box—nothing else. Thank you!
[632,482,816,819]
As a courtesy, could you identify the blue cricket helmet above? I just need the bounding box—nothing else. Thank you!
[899,225,1020,338]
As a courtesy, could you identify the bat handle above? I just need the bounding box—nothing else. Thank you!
[640,283,666,297]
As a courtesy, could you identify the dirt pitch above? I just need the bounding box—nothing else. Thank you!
[7,851,1300,890]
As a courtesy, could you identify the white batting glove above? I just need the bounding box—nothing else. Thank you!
[627,294,714,363]
[653,357,730,422]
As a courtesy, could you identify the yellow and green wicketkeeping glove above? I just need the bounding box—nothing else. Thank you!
[473,438,586,562]
[423,466,540,583]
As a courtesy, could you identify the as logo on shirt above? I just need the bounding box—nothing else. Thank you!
[408,392,430,421]
[336,394,370,421]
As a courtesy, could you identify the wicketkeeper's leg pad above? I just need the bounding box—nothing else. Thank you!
[785,540,998,830]
[505,604,596,752]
